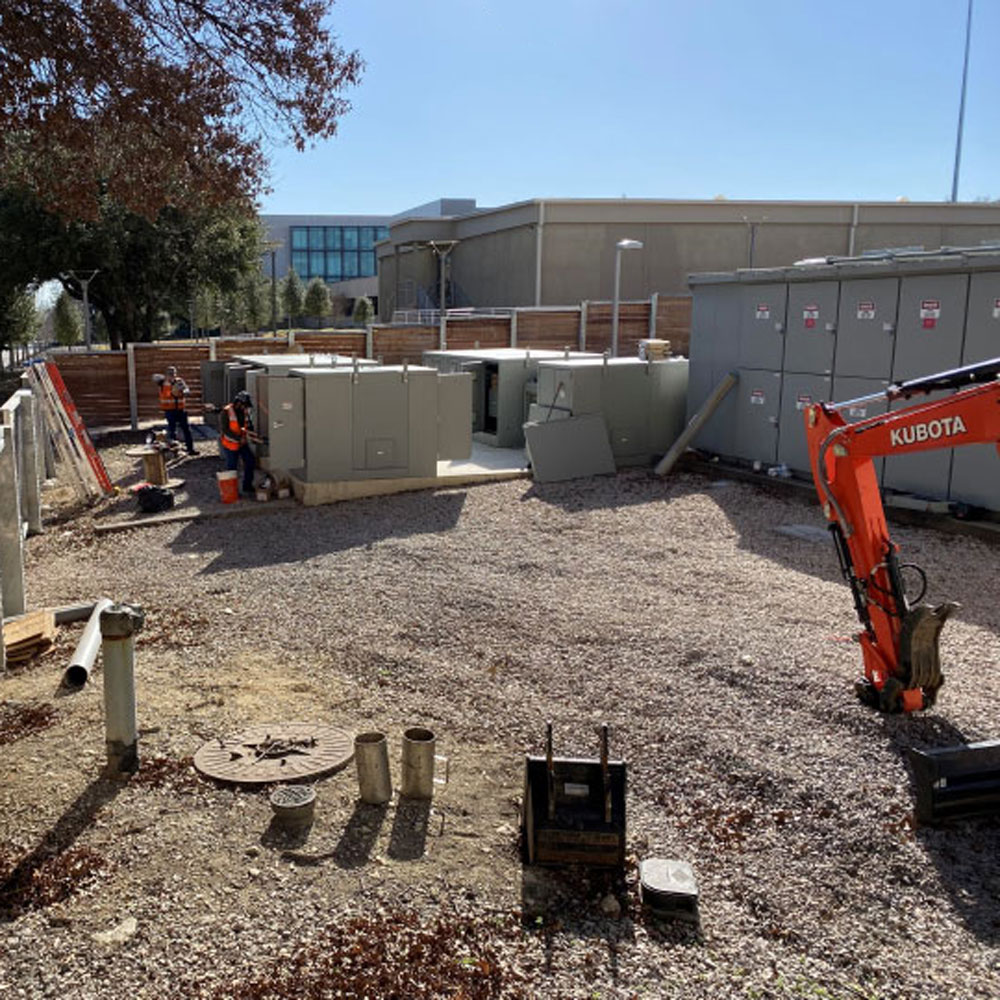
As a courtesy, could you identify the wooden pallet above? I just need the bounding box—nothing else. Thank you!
[3,609,57,663]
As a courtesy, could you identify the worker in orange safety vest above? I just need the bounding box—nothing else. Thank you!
[220,390,258,495]
[153,365,196,455]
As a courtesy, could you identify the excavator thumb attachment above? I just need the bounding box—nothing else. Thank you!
[908,741,1000,825]
[897,601,961,709]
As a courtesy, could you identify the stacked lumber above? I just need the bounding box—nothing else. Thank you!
[3,609,57,663]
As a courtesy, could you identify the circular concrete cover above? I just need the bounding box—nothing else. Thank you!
[193,722,353,784]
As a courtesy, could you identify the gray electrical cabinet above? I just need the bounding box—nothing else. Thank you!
[738,283,787,370]
[785,281,838,375]
[777,373,831,475]
[832,376,891,480]
[833,277,898,379]
[688,248,1000,512]
[736,369,782,467]
[893,273,968,380]
[950,271,1000,508]
[533,357,688,467]
[288,365,470,483]
[422,348,600,448]
[255,374,305,474]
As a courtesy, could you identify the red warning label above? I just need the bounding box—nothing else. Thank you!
[803,304,819,329]
[857,301,876,320]
[755,304,770,320]
[920,298,940,329]
[750,389,765,405]
[795,394,812,410]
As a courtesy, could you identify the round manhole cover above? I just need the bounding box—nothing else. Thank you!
[193,722,354,784]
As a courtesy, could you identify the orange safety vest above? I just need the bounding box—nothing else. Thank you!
[220,404,245,451]
[159,379,185,411]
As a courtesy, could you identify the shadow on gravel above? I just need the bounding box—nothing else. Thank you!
[333,801,388,868]
[388,797,432,861]
[167,488,468,573]
[0,774,122,922]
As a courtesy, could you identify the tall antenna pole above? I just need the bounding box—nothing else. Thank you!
[950,0,973,203]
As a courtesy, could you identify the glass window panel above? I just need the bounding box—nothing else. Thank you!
[361,251,376,277]
[325,227,342,250]
[343,227,359,251]
[290,228,308,250]
[325,251,342,280]
[308,227,325,250]
[360,227,375,250]
[343,252,359,278]
[309,251,324,276]
[376,226,389,241]
[291,251,309,276]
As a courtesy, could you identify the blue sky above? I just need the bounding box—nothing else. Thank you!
[259,0,998,215]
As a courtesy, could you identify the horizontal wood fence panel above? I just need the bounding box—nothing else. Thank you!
[294,332,367,356]
[49,353,131,427]
[516,310,581,351]
[445,318,510,351]
[131,345,210,419]
[372,327,439,365]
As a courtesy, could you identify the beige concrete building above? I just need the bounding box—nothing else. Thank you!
[376,198,1000,321]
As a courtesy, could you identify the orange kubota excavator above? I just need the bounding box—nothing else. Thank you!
[804,357,1000,714]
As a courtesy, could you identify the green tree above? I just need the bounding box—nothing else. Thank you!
[244,274,271,333]
[281,270,305,329]
[0,287,39,366]
[0,187,265,348]
[53,290,82,347]
[353,295,374,327]
[304,278,331,328]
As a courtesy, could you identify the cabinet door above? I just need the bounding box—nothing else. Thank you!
[736,369,782,466]
[785,282,838,375]
[263,376,304,473]
[893,274,968,380]
[834,277,898,380]
[739,284,787,371]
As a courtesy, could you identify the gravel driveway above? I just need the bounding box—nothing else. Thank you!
[2,453,1000,999]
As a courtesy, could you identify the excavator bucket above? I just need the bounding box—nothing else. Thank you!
[898,601,961,707]
[908,741,1000,825]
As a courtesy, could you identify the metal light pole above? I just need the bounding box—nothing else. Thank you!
[951,0,974,202]
[611,239,643,357]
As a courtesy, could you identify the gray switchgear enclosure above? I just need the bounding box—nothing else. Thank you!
[421,348,601,449]
[687,247,1000,512]
[533,357,689,466]
[288,365,472,483]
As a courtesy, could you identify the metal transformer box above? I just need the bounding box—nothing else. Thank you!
[422,348,600,449]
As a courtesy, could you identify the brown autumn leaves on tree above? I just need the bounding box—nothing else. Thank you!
[0,0,362,219]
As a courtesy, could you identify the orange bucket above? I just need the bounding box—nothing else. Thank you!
[216,470,239,504]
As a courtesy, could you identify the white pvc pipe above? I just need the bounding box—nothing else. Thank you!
[64,598,114,687]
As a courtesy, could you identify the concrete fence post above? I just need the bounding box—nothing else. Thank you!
[0,420,25,617]
[510,310,519,348]
[126,342,138,431]
[649,292,659,339]
[209,338,218,362]
[14,390,42,536]
[579,301,589,352]
[366,324,373,360]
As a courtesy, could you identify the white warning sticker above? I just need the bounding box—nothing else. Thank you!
[920,299,941,329]
[848,405,868,419]
[750,389,765,405]
[993,297,1000,320]
[796,394,813,410]
[857,300,876,320]
[755,304,770,320]
[803,305,819,329]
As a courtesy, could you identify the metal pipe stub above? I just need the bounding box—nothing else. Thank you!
[100,603,145,774]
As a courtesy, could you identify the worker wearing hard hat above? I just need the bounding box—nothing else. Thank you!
[220,391,258,496]
[153,365,196,455]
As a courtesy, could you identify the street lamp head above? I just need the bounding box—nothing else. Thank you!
[616,238,643,251]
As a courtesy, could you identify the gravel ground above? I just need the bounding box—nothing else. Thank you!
[2,448,1000,999]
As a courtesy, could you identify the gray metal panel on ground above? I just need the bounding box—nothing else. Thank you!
[604,364,651,463]
[259,375,304,474]
[962,271,1000,364]
[832,376,891,480]
[200,360,227,408]
[777,373,831,475]
[436,373,473,461]
[736,369,781,466]
[525,414,616,483]
[784,282,838,375]
[833,277,898,380]
[352,370,409,472]
[893,274,968,380]
[882,389,954,500]
[738,283,787,371]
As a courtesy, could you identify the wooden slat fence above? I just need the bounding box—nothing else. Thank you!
[49,294,691,428]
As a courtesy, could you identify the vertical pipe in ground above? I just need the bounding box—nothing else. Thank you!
[100,603,145,774]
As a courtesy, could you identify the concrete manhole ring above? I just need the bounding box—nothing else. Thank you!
[193,722,354,784]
